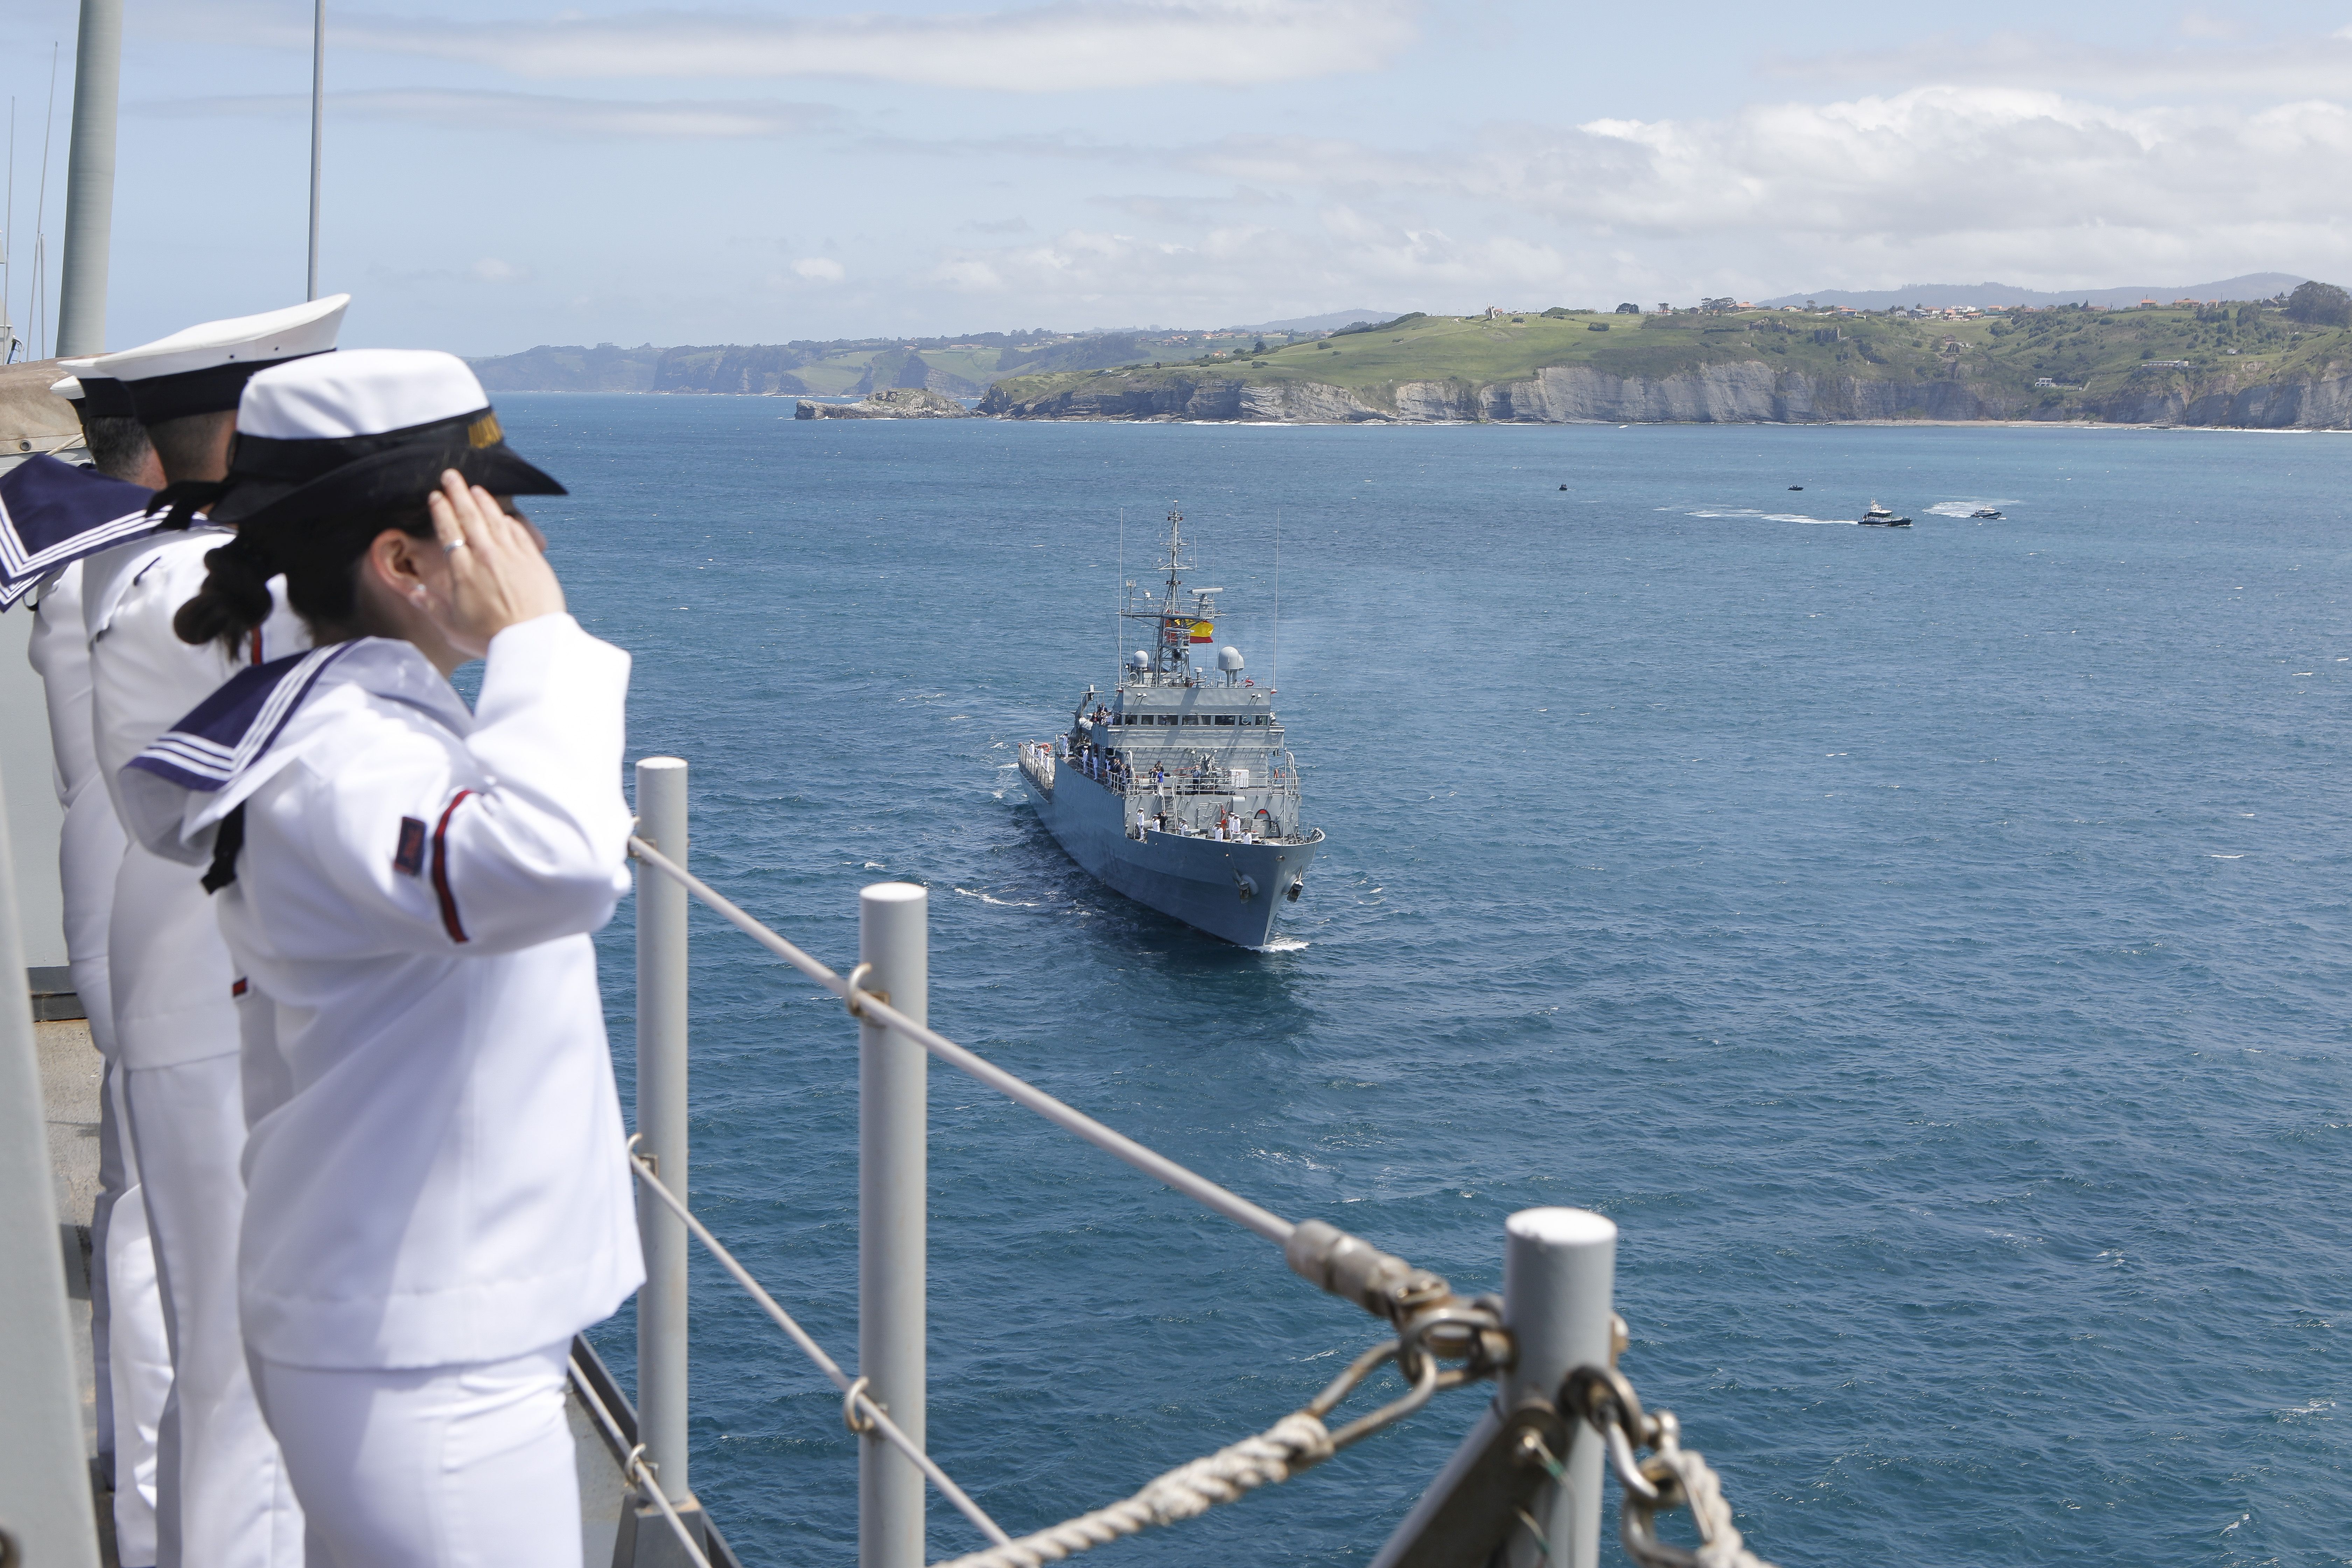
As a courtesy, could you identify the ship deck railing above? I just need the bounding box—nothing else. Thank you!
[594,755,1626,1568]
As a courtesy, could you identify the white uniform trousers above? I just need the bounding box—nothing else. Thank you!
[98,1062,170,1566]
[126,1051,304,1568]
[251,1342,582,1568]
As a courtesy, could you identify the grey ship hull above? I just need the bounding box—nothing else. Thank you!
[1025,766,1318,948]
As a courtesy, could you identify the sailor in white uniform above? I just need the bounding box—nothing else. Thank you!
[6,369,172,1566]
[117,349,641,1568]
[82,295,349,1568]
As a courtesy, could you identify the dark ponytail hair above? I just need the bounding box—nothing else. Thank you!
[175,505,437,654]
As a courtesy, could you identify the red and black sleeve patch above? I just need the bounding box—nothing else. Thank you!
[393,816,427,877]
[231,977,248,997]
[430,790,476,943]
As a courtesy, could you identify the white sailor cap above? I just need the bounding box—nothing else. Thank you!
[92,294,349,425]
[208,348,562,532]
[53,357,139,418]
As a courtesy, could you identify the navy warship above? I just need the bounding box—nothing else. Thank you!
[1019,506,1320,947]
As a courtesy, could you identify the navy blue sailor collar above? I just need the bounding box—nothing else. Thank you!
[0,454,160,609]
[118,636,474,864]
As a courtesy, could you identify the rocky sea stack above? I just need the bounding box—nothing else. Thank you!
[794,387,973,420]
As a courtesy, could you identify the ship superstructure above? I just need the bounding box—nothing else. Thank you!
[1019,505,1320,947]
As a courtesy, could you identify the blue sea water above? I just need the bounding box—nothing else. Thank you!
[501,397,2351,1568]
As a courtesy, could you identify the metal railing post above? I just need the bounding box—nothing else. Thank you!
[1502,1209,1617,1568]
[1369,1207,1616,1568]
[635,758,694,1514]
[858,883,929,1568]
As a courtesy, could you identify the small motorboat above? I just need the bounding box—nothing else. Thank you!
[1788,485,1804,491]
[1970,507,2004,519]
[1857,501,1912,527]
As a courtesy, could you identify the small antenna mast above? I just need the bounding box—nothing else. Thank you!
[32,44,58,359]
[5,96,16,362]
[308,0,325,299]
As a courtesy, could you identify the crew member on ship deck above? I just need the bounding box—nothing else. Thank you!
[5,369,173,1566]
[118,350,641,1568]
[85,295,350,1568]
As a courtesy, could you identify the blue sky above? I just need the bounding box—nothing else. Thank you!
[3,1,2350,354]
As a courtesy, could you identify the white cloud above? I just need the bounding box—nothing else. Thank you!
[135,88,836,139]
[923,217,1575,317]
[905,83,2352,315]
[1511,89,2352,248]
[793,257,846,281]
[1763,30,2352,101]
[321,0,1418,90]
[471,257,534,283]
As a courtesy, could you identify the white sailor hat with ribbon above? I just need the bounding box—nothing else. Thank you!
[205,348,562,535]
[93,293,349,426]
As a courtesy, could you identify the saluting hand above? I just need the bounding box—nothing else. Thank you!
[425,468,566,656]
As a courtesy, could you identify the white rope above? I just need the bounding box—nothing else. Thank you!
[929,1411,1335,1568]
[626,835,1294,1244]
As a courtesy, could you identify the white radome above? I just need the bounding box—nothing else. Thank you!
[1217,645,1244,672]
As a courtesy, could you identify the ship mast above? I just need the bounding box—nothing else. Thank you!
[1118,503,1216,687]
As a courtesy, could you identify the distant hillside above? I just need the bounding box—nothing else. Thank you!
[979,300,2352,428]
[470,324,1318,396]
[1759,274,2304,311]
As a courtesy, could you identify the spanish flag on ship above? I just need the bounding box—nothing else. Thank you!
[1189,620,1214,644]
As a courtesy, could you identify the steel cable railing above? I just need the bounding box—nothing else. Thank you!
[567,1345,716,1568]
[613,758,1624,1568]
[624,1142,1011,1547]
[626,833,1294,1244]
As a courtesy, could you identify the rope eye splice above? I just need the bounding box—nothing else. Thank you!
[933,1234,1515,1568]
[929,1334,1460,1568]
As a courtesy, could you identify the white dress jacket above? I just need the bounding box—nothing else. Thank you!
[86,528,310,1072]
[119,614,644,1370]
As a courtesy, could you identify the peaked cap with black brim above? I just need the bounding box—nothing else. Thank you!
[91,295,350,426]
[52,365,140,419]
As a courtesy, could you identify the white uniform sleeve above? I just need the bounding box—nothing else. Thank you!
[27,564,94,805]
[288,616,634,958]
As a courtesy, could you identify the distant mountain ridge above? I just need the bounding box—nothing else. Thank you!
[1760,274,2306,310]
[469,330,1184,398]
[1222,309,1395,333]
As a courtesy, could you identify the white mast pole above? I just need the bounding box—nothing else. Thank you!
[56,0,124,357]
[307,0,324,300]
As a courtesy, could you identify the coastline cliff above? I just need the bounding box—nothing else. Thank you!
[977,305,2352,428]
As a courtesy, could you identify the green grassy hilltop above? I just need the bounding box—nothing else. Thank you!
[980,302,2352,425]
